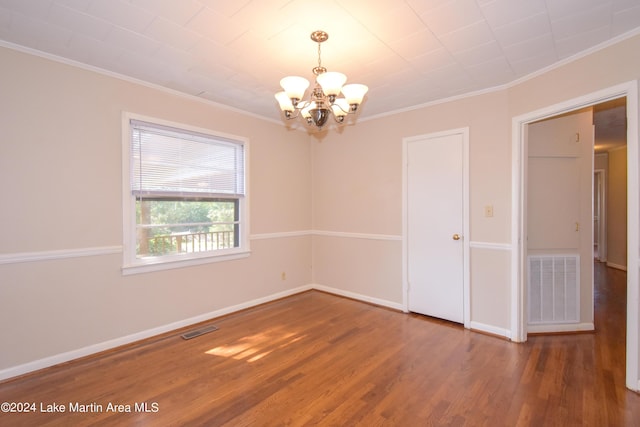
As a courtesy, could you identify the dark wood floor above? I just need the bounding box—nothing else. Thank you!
[1,263,639,426]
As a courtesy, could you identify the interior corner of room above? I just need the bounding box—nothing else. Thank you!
[1,2,640,422]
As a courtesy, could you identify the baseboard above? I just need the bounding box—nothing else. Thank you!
[0,285,312,382]
[527,322,595,334]
[606,262,627,271]
[317,289,513,341]
[468,321,512,340]
[310,284,404,311]
[0,284,505,381]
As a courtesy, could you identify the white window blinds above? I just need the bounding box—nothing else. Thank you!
[130,119,245,198]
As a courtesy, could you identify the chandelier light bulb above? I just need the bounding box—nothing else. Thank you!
[331,98,350,118]
[275,91,294,112]
[280,76,309,103]
[316,71,347,97]
[341,84,369,107]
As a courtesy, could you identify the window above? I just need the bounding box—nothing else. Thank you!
[122,114,249,274]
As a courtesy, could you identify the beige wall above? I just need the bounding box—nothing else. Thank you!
[608,147,628,269]
[0,47,312,372]
[2,31,640,377]
[311,89,513,331]
[311,34,640,337]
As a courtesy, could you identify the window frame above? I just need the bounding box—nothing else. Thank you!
[121,112,250,275]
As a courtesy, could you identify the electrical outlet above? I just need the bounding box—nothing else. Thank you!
[484,205,494,217]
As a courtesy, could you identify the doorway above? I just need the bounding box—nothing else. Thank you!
[526,108,594,333]
[511,81,639,391]
[594,97,629,272]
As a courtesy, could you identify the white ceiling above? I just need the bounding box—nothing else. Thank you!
[1,0,640,124]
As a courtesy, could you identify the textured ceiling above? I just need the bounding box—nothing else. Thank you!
[594,97,628,152]
[1,0,640,126]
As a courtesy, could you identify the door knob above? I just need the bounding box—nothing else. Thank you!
[452,234,461,241]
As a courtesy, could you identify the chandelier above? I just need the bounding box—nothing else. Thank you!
[275,30,368,130]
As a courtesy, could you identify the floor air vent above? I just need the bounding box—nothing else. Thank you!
[528,255,579,324]
[181,324,219,340]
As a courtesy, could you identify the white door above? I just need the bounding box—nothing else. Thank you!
[406,131,465,323]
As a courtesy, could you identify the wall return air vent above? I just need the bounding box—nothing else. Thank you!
[528,255,580,325]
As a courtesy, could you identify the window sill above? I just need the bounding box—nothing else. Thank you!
[122,249,251,276]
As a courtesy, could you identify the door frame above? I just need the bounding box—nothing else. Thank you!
[402,127,470,329]
[511,80,639,391]
[594,168,607,262]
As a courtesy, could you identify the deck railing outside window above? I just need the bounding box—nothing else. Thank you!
[137,223,237,257]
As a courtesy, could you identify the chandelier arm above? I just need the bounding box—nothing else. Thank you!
[283,109,302,120]
[332,103,351,115]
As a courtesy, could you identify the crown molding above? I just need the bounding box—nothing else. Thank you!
[3,25,640,127]
[0,40,282,126]
[361,27,640,123]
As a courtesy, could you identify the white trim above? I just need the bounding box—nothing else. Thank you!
[468,321,512,340]
[527,322,594,334]
[311,230,402,241]
[363,85,506,122]
[0,230,403,266]
[250,231,311,240]
[511,80,639,391]
[469,241,512,251]
[402,135,409,313]
[626,82,640,392]
[462,129,471,330]
[511,114,525,342]
[0,246,121,265]
[0,285,313,381]
[311,284,404,311]
[121,250,251,276]
[402,127,471,328]
[594,168,607,262]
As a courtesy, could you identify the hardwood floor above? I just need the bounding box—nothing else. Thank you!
[1,264,639,426]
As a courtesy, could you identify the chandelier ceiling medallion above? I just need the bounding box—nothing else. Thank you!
[275,30,368,130]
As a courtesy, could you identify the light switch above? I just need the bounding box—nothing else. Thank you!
[484,205,494,217]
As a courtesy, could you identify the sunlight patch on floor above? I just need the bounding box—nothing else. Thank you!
[205,328,306,362]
